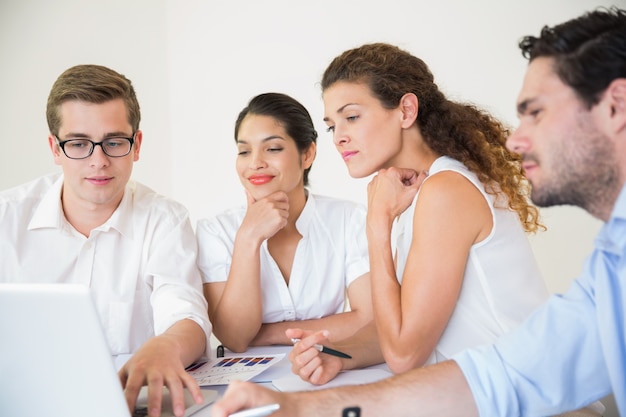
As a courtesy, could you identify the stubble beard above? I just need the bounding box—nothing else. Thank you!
[530,129,620,220]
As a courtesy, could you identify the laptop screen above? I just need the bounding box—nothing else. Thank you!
[0,283,131,417]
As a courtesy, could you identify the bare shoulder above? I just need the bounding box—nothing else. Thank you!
[414,170,491,240]
[418,170,484,206]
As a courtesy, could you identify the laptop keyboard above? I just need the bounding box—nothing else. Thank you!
[132,406,149,417]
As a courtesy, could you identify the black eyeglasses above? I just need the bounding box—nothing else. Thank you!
[55,134,135,159]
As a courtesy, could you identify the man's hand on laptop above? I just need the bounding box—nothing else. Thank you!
[118,320,206,417]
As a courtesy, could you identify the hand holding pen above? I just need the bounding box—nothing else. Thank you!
[286,329,348,385]
[290,338,352,359]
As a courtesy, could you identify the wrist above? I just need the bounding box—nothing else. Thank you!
[366,217,393,244]
[235,227,264,248]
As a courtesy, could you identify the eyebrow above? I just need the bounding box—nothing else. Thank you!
[516,98,536,116]
[236,135,286,144]
[323,103,358,122]
[60,131,133,139]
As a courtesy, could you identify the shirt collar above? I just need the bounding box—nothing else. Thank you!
[294,189,315,236]
[596,184,626,254]
[28,174,69,232]
[610,184,626,223]
[27,174,134,239]
[105,181,135,239]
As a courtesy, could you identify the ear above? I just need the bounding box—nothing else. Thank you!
[610,79,626,134]
[132,130,143,162]
[302,141,316,169]
[48,134,63,166]
[399,93,419,129]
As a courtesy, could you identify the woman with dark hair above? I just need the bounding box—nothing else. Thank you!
[288,42,549,383]
[196,92,372,352]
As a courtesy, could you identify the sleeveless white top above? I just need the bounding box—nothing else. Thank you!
[394,156,549,365]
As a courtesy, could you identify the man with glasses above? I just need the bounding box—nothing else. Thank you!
[0,64,211,417]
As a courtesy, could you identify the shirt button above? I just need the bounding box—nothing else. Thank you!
[84,242,92,250]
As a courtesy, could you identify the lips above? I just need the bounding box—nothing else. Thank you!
[521,157,538,172]
[248,175,274,185]
[521,160,539,179]
[341,151,358,161]
[86,176,113,185]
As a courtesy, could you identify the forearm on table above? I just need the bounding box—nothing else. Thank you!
[289,360,477,417]
[251,309,372,346]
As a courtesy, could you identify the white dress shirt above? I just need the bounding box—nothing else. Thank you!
[197,193,369,323]
[0,173,212,356]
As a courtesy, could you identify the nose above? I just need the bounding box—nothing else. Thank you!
[250,150,267,169]
[506,124,529,154]
[333,126,349,147]
[88,143,111,168]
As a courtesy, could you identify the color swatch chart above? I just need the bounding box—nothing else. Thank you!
[187,353,285,386]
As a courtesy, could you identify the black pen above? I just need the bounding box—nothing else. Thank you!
[291,338,352,359]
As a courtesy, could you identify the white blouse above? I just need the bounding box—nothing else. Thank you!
[197,193,369,323]
[394,156,549,364]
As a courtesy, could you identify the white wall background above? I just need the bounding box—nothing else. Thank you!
[0,0,621,413]
[1,0,613,293]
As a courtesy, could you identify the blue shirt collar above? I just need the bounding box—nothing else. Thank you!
[596,184,626,254]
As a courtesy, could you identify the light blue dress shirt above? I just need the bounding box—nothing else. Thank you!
[454,184,626,416]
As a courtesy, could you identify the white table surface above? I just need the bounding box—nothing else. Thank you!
[193,344,391,416]
[193,345,292,416]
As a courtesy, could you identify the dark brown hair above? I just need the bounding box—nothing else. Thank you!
[519,6,626,109]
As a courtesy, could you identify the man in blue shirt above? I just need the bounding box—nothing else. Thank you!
[211,6,626,417]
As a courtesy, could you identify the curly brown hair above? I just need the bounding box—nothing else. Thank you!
[322,43,543,233]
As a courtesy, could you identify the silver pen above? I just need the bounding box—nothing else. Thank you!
[291,338,352,359]
[228,403,280,417]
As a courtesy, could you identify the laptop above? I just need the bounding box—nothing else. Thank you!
[0,283,216,417]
